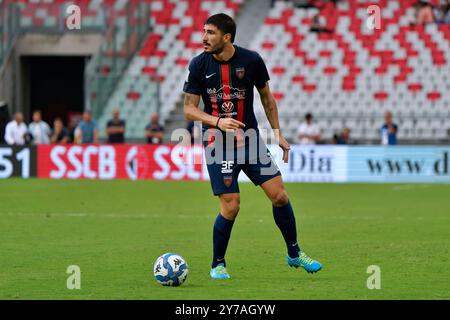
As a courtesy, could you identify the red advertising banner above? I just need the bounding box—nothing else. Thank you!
[37,144,207,180]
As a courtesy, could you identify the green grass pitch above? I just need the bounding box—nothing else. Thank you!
[0,179,449,299]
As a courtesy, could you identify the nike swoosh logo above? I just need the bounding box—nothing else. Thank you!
[206,73,216,79]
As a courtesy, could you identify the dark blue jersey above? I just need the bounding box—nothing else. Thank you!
[183,45,270,132]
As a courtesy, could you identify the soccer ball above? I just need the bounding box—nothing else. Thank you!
[153,253,188,286]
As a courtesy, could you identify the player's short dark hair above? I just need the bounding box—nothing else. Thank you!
[205,13,236,43]
[305,113,313,120]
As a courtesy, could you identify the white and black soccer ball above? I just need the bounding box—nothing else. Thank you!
[153,253,188,286]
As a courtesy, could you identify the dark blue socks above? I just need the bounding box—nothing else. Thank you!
[273,200,300,258]
[212,213,235,268]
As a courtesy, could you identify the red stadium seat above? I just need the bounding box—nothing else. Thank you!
[408,83,423,93]
[262,42,275,50]
[292,75,305,83]
[127,92,141,101]
[427,92,441,101]
[374,91,389,101]
[273,92,285,101]
[323,66,337,75]
[303,84,317,93]
[272,67,286,75]
[175,58,189,67]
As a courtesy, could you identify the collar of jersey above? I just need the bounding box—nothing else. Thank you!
[212,45,238,64]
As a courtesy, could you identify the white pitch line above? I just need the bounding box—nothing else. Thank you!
[391,184,432,191]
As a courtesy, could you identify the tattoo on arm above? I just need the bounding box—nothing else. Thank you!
[184,93,200,107]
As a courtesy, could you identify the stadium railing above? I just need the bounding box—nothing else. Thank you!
[85,1,151,122]
[0,1,21,68]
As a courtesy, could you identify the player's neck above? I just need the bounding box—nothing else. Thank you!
[213,44,235,63]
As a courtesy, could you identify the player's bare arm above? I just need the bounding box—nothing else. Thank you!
[183,92,245,131]
[257,82,290,163]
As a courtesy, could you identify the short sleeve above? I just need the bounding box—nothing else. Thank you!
[252,53,270,89]
[183,58,202,95]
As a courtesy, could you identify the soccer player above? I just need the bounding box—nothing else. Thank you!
[183,13,322,279]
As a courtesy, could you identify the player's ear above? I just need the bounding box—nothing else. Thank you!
[223,32,231,43]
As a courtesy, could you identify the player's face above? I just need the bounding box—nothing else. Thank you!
[202,24,227,54]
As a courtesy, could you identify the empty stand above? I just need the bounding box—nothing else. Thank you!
[97,0,244,139]
[250,0,450,142]
[8,0,449,142]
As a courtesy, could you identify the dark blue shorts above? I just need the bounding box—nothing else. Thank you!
[204,134,281,196]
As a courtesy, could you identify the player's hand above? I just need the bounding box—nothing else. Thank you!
[218,118,245,132]
[278,135,290,163]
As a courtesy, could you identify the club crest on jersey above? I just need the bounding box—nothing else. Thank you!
[221,101,234,113]
[223,176,233,187]
[236,67,245,79]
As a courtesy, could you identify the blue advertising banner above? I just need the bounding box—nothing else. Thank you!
[347,147,450,183]
[257,145,450,183]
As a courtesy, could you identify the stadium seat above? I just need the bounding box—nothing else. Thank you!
[95,0,244,139]
[13,0,448,142]
[250,0,450,142]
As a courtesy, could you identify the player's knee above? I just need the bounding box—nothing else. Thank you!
[271,189,289,207]
[225,200,240,217]
[221,197,240,218]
